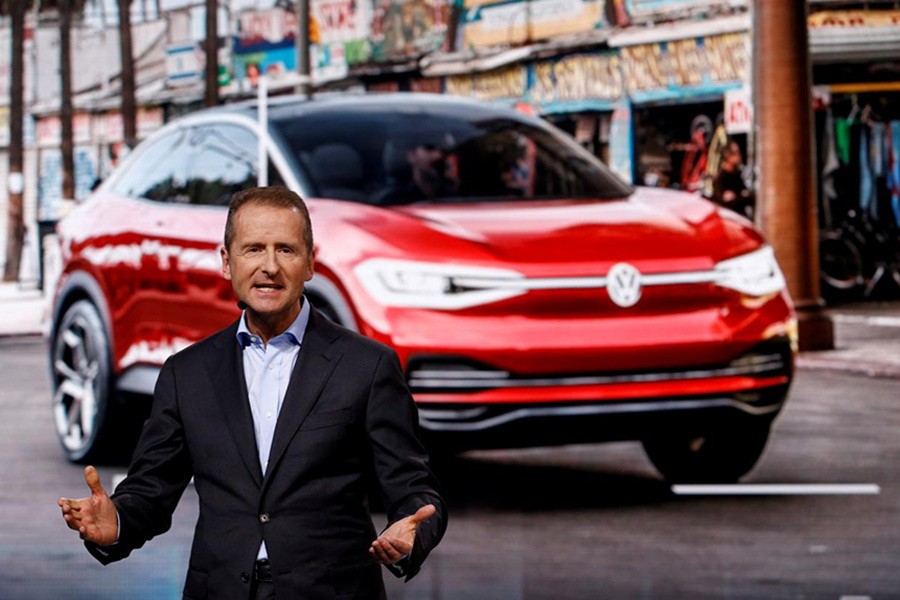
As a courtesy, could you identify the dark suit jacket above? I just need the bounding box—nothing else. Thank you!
[86,307,447,599]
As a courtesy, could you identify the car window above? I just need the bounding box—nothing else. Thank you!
[122,124,285,207]
[184,125,261,206]
[112,130,189,202]
[273,106,631,206]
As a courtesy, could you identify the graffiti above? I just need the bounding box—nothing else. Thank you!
[371,0,450,60]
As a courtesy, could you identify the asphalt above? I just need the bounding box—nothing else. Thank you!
[3,281,899,379]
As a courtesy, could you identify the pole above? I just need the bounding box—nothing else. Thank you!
[60,0,76,201]
[3,0,26,281]
[204,0,219,107]
[257,75,268,187]
[118,0,138,149]
[294,0,312,97]
[753,0,833,350]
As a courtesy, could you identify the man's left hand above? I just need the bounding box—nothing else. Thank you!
[369,504,436,565]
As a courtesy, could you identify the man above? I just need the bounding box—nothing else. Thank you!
[59,186,447,599]
[712,141,753,219]
[379,136,459,204]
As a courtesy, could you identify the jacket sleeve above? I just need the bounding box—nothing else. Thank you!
[85,356,194,564]
[365,347,448,581]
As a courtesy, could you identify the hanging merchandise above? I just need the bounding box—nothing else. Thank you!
[889,121,900,228]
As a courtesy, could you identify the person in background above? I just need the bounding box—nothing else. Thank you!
[713,141,753,219]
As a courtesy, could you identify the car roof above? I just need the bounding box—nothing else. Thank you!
[197,92,529,125]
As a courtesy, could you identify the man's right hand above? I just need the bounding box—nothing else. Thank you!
[58,466,118,546]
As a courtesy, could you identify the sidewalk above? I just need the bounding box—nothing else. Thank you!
[2,280,899,378]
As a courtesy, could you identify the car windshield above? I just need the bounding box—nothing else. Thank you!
[272,104,632,205]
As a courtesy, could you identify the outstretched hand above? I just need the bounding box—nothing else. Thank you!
[58,466,118,546]
[369,504,436,565]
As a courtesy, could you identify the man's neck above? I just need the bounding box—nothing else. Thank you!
[245,307,301,346]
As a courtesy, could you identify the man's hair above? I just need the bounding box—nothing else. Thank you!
[224,186,313,253]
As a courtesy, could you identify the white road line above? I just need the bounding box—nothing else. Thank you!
[671,483,881,495]
[833,313,900,328]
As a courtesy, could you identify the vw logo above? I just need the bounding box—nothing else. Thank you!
[606,263,642,308]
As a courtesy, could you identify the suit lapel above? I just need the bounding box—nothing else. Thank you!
[262,308,343,488]
[209,322,264,487]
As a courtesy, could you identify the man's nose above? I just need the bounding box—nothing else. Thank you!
[261,248,279,274]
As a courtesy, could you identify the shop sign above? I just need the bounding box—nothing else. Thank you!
[531,52,623,109]
[620,32,748,102]
[313,0,371,42]
[623,0,726,18]
[808,10,900,28]
[371,0,450,61]
[445,65,528,102]
[311,42,349,82]
[166,42,204,86]
[234,9,298,85]
[103,108,164,143]
[37,116,61,147]
[723,88,752,134]
[460,0,602,49]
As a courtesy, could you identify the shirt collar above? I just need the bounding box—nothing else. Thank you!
[236,296,311,348]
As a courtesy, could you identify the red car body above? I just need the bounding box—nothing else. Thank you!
[49,94,795,482]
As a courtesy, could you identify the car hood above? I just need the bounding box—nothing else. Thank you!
[390,187,762,272]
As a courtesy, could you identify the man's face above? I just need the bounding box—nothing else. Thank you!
[408,145,445,176]
[221,203,315,330]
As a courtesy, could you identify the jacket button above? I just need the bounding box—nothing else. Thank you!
[259,513,270,524]
[240,572,250,583]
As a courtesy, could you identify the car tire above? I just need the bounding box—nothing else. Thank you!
[642,420,771,483]
[51,300,117,464]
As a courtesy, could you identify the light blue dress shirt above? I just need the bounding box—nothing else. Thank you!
[236,297,311,560]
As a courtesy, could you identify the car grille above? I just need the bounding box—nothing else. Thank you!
[407,342,792,394]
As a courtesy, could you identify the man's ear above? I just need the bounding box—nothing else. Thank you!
[306,248,316,281]
[220,246,232,280]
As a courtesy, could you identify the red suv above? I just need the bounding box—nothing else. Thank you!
[49,93,796,482]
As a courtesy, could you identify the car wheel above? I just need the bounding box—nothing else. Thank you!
[642,420,771,483]
[51,300,115,463]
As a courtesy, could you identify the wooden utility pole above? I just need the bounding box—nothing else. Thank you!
[753,0,833,350]
[118,0,137,148]
[204,0,219,107]
[59,0,75,201]
[3,0,26,281]
[295,0,312,97]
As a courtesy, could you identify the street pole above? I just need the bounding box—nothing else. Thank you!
[204,0,219,107]
[294,0,312,98]
[753,0,833,351]
[118,0,138,149]
[59,0,75,202]
[3,0,26,281]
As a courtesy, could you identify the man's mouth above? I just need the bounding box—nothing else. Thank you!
[253,283,283,292]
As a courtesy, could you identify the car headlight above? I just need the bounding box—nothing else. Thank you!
[354,258,526,309]
[714,245,786,297]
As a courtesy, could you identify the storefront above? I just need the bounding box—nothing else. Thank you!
[810,9,900,302]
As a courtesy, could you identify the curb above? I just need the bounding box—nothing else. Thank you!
[796,355,900,380]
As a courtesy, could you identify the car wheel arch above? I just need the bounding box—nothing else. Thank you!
[305,273,359,332]
[51,270,115,359]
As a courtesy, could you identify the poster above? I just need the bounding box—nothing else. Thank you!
[370,0,451,61]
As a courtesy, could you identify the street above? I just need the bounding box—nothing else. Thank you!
[2,335,897,600]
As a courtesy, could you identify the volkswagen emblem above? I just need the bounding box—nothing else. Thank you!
[606,263,642,307]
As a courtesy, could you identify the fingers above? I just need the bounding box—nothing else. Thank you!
[368,537,407,565]
[408,504,436,526]
[83,466,106,497]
